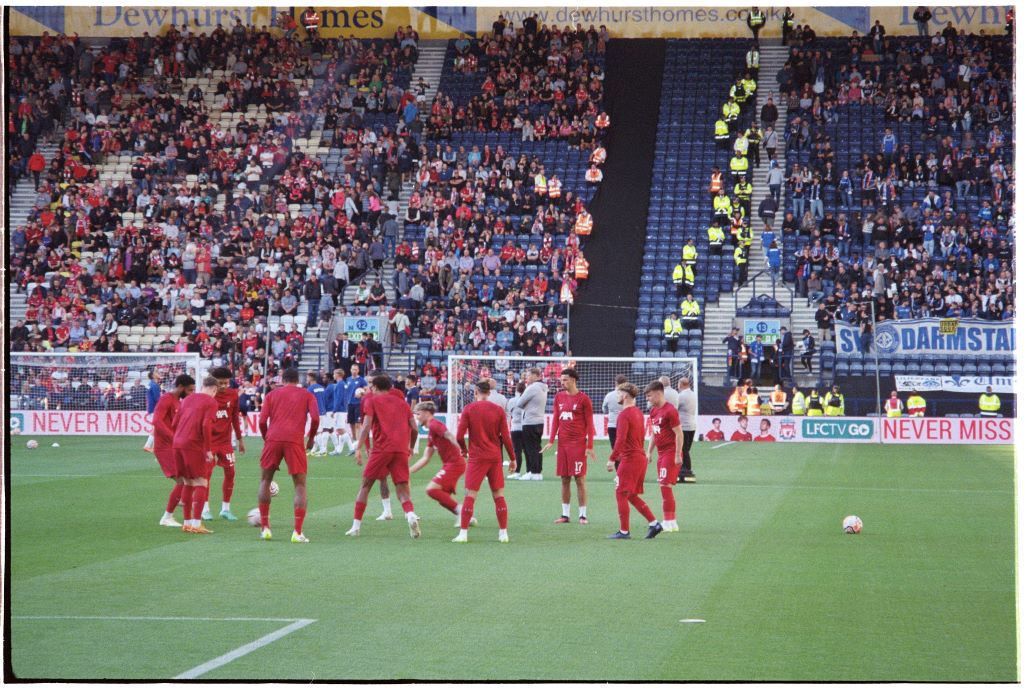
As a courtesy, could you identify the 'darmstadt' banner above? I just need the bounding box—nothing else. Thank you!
[835,318,1016,357]
[10,6,1009,39]
[11,411,1013,445]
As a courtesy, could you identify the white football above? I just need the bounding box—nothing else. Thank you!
[843,515,863,534]
[270,480,280,496]
[51,442,61,448]
[247,508,261,526]
[26,439,38,449]
[354,387,366,398]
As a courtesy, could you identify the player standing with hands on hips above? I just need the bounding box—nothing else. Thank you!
[607,382,663,539]
[257,368,320,543]
[201,367,245,521]
[645,380,683,532]
[453,380,516,543]
[544,368,596,524]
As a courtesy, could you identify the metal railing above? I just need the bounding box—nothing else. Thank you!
[733,270,795,314]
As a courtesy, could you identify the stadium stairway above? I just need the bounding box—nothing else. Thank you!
[700,44,818,387]
[8,136,59,322]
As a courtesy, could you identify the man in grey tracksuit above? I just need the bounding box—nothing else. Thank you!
[514,368,548,480]
[601,374,627,455]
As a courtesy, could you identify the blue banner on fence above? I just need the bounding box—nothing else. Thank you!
[835,319,1016,357]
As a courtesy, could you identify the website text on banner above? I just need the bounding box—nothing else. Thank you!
[835,318,1015,357]
[13,411,1011,446]
[894,375,1016,394]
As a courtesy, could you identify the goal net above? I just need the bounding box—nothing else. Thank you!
[10,353,203,424]
[446,356,698,438]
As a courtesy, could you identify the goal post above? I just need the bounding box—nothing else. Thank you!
[9,352,203,435]
[446,355,698,438]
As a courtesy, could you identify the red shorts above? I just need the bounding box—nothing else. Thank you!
[656,452,680,487]
[154,449,177,478]
[615,456,648,495]
[174,448,209,480]
[556,443,588,477]
[260,440,308,476]
[211,447,236,468]
[431,463,466,493]
[464,460,504,492]
[364,450,410,484]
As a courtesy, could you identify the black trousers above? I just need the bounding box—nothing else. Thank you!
[608,426,617,451]
[679,430,696,479]
[521,424,544,474]
[511,430,525,471]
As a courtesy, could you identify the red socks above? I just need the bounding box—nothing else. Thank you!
[166,484,184,514]
[294,507,306,534]
[401,500,415,514]
[661,486,676,521]
[259,502,270,529]
[354,501,367,520]
[460,495,476,530]
[427,487,458,513]
[181,485,194,521]
[222,464,235,503]
[494,496,508,529]
[192,485,207,522]
[616,490,631,532]
[629,494,656,523]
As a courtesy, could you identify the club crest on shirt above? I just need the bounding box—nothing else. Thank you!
[559,411,574,421]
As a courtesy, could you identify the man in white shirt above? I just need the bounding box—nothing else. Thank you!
[676,376,697,483]
[602,374,627,451]
[486,378,508,412]
[659,375,679,408]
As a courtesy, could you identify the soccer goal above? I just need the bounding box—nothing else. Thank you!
[9,352,203,422]
[446,355,698,437]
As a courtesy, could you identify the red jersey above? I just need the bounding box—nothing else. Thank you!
[550,390,595,448]
[609,406,645,462]
[648,403,681,456]
[152,392,180,451]
[730,429,753,442]
[259,384,320,444]
[754,433,776,442]
[172,393,218,451]
[456,400,514,463]
[362,391,414,453]
[210,387,242,448]
[427,418,464,467]
[706,429,725,441]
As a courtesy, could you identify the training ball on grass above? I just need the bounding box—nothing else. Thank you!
[270,480,280,496]
[247,508,261,526]
[51,442,60,448]
[842,515,863,534]
[26,439,39,449]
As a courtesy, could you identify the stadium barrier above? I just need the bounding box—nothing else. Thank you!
[13,411,1010,445]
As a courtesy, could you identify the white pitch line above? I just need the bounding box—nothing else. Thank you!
[706,483,1011,495]
[174,618,316,679]
[13,615,301,622]
[13,474,99,478]
[711,441,735,449]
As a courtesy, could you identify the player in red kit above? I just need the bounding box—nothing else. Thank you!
[171,376,220,534]
[542,367,595,524]
[257,368,319,542]
[201,366,246,521]
[410,401,476,526]
[606,382,662,539]
[153,374,195,527]
[453,380,516,543]
[347,374,421,538]
[645,379,683,533]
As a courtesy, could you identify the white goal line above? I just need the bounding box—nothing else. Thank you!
[13,615,317,678]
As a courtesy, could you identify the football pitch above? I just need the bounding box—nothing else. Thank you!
[7,436,1016,681]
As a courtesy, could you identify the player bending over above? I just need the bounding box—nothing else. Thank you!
[346,375,421,538]
[201,367,246,521]
[257,367,320,543]
[607,382,663,539]
[153,374,195,527]
[409,401,476,527]
[645,379,683,532]
[171,376,220,534]
[452,380,516,543]
[543,367,595,524]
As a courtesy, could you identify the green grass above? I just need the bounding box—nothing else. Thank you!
[8,436,1017,681]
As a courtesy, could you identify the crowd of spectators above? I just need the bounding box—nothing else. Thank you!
[8,22,422,396]
[764,28,1014,342]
